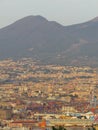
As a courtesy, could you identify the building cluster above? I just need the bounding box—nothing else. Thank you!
[0,58,98,129]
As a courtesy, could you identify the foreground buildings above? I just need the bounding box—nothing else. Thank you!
[0,58,98,129]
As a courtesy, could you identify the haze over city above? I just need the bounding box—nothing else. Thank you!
[0,0,98,28]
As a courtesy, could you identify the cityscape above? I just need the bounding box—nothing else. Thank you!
[0,58,98,129]
[0,0,98,129]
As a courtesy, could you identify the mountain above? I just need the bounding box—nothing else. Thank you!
[0,15,98,66]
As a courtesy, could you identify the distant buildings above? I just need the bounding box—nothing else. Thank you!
[0,109,12,120]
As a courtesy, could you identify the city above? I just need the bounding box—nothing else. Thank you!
[0,0,98,129]
[0,58,98,129]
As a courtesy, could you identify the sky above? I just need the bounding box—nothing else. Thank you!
[0,0,98,28]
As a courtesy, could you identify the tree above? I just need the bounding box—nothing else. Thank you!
[52,126,67,130]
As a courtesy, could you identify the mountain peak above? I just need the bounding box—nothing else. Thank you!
[15,15,48,23]
[23,15,47,21]
[8,15,49,29]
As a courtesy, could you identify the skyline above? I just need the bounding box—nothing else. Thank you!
[0,0,98,28]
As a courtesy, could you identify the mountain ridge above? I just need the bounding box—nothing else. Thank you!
[0,15,98,66]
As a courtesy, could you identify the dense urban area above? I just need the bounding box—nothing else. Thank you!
[0,58,98,129]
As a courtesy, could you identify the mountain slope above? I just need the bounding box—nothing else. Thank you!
[0,15,98,66]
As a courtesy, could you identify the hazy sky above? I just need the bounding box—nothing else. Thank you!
[0,0,98,28]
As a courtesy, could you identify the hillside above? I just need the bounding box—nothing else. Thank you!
[0,15,98,66]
